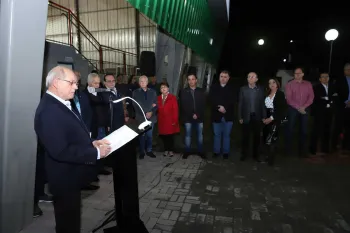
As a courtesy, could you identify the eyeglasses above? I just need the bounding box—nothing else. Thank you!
[59,79,78,86]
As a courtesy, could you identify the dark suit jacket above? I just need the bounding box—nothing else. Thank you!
[84,89,109,138]
[269,90,287,123]
[335,76,350,108]
[311,83,335,116]
[179,87,206,123]
[70,90,92,131]
[209,83,235,122]
[34,93,98,195]
[238,85,266,123]
[132,88,158,123]
[100,91,125,131]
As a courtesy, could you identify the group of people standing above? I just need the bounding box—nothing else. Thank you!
[33,63,350,232]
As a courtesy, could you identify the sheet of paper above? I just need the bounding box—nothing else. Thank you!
[103,125,138,156]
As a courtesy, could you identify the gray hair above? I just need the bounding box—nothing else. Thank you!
[46,66,66,88]
[87,73,100,84]
[344,63,350,70]
[139,75,148,82]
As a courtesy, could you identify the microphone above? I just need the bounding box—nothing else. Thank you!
[113,97,152,131]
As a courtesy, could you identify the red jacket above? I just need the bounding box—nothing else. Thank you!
[157,93,180,135]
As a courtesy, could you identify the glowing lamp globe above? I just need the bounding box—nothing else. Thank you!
[258,39,264,45]
[325,29,339,41]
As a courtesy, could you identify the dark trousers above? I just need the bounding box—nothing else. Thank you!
[241,115,262,159]
[160,134,175,151]
[34,153,46,205]
[343,108,350,150]
[331,108,350,151]
[263,122,279,165]
[310,109,332,154]
[285,107,309,155]
[53,192,81,233]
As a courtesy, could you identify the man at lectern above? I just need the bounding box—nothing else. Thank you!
[34,66,111,233]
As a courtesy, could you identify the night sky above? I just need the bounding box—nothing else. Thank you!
[220,3,350,81]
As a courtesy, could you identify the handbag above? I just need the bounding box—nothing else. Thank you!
[265,123,278,145]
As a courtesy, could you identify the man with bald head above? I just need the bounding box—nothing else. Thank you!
[34,66,111,233]
[238,72,266,162]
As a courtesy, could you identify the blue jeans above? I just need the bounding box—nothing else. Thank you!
[285,107,309,153]
[96,127,106,140]
[213,118,233,154]
[139,123,154,154]
[184,122,203,153]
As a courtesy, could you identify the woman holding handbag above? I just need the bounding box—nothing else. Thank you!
[263,78,287,165]
[157,82,180,157]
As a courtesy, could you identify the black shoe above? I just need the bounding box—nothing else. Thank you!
[199,153,207,159]
[99,169,112,175]
[82,184,100,191]
[39,194,53,203]
[94,177,100,182]
[33,204,43,218]
[146,151,156,158]
[139,154,145,159]
[182,152,190,159]
[223,154,229,159]
[213,153,220,158]
[253,157,262,163]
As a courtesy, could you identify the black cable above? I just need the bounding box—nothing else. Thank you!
[138,155,182,200]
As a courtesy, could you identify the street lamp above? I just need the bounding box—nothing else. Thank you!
[283,59,286,62]
[290,40,293,43]
[258,39,264,46]
[325,29,339,73]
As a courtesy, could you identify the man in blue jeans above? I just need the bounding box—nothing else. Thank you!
[209,70,235,159]
[179,74,206,159]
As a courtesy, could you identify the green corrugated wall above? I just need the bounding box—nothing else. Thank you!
[127,0,223,65]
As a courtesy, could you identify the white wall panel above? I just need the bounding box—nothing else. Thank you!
[79,0,88,12]
[106,0,117,9]
[87,0,98,12]
[98,12,108,30]
[51,0,75,11]
[46,16,68,36]
[117,0,129,8]
[107,10,119,30]
[97,0,109,11]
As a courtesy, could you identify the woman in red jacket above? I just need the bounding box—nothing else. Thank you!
[157,82,180,157]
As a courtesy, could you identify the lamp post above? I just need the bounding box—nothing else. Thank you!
[325,29,339,73]
[258,39,264,46]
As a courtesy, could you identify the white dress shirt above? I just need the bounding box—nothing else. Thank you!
[46,91,100,159]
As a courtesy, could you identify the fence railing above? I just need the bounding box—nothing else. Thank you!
[46,1,137,74]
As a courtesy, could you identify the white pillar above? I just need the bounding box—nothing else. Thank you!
[0,0,48,232]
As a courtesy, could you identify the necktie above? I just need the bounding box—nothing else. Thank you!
[74,94,81,115]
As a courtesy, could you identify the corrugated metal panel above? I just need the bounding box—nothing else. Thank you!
[126,0,222,64]
[47,0,155,68]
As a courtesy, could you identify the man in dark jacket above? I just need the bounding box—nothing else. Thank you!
[132,75,158,159]
[310,72,334,155]
[238,72,266,161]
[179,74,206,159]
[209,70,235,159]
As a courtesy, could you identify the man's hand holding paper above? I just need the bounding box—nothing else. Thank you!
[92,139,111,158]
